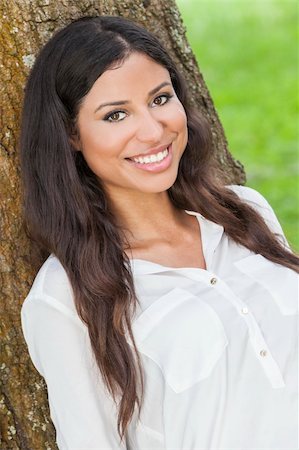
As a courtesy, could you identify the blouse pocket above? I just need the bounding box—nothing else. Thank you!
[234,254,298,315]
[132,287,228,393]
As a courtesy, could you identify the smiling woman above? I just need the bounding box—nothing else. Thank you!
[75,53,187,196]
[19,15,298,450]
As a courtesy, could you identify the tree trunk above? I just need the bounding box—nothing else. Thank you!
[0,0,245,448]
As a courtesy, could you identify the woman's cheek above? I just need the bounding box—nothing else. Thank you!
[170,102,187,129]
[176,108,188,145]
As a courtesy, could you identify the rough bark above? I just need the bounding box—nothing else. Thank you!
[0,0,245,448]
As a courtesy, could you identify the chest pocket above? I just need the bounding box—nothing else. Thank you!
[234,254,298,316]
[132,287,228,393]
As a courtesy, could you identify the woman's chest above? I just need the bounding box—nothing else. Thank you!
[130,252,298,393]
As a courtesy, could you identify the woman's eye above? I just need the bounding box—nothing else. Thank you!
[153,94,172,107]
[104,111,126,122]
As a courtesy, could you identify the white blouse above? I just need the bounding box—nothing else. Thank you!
[21,185,298,450]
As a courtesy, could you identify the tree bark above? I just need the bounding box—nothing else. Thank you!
[0,0,245,448]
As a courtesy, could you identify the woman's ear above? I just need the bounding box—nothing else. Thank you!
[69,127,81,152]
[70,137,81,152]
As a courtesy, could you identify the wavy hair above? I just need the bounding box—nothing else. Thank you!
[20,15,299,441]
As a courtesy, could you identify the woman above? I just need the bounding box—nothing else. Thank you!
[20,15,298,450]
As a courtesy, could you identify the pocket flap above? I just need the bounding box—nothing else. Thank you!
[132,287,228,393]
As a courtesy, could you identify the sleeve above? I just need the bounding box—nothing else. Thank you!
[21,294,128,450]
[227,184,290,248]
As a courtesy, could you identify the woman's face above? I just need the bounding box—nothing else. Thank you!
[76,52,188,199]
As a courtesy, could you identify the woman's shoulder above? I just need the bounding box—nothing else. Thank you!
[226,184,287,245]
[21,254,78,319]
[20,255,88,380]
[227,184,273,209]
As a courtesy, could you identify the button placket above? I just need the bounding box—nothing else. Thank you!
[249,333,285,388]
[178,270,285,389]
[210,278,285,389]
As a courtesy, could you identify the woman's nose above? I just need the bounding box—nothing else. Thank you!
[135,111,164,144]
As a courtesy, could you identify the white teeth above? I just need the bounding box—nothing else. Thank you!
[132,148,169,164]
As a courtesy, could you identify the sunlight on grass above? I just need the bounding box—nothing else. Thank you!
[176,0,299,250]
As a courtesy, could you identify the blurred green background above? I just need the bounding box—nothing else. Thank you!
[176,0,299,251]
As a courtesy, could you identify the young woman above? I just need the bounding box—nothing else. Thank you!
[20,16,298,450]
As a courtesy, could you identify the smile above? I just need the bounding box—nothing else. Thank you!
[126,144,173,173]
[131,148,169,164]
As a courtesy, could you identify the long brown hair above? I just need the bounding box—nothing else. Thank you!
[20,16,299,441]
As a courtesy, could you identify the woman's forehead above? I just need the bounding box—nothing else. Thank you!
[99,52,169,85]
[81,53,171,109]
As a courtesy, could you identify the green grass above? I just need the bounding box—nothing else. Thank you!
[176,0,299,251]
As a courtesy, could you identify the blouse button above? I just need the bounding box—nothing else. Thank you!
[210,277,217,285]
[241,307,249,315]
[260,349,267,357]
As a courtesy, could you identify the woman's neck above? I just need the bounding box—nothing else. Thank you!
[108,189,184,243]
[106,188,206,270]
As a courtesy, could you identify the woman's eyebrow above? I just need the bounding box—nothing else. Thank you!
[148,81,172,96]
[94,81,172,113]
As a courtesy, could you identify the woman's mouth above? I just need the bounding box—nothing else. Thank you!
[131,148,169,164]
[126,144,173,173]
